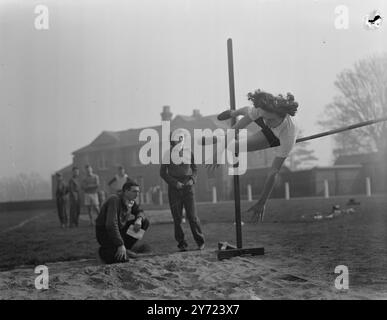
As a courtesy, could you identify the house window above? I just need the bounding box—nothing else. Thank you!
[84,154,90,167]
[113,150,121,167]
[131,149,139,166]
[98,153,108,170]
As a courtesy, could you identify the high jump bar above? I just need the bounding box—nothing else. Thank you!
[296,116,387,143]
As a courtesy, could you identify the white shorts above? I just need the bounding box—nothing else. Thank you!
[84,193,99,207]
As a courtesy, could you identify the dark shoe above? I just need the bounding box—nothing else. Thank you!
[346,198,360,206]
[198,243,205,250]
[178,242,188,252]
[217,110,232,121]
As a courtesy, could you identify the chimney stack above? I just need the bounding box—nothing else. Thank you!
[192,109,202,118]
[161,105,173,121]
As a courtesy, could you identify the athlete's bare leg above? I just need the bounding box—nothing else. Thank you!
[230,106,251,118]
[202,130,270,152]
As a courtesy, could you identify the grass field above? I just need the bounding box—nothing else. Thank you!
[1,195,387,295]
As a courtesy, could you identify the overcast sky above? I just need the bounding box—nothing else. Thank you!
[0,0,386,179]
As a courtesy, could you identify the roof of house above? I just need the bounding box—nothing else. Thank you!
[53,164,73,176]
[72,125,161,154]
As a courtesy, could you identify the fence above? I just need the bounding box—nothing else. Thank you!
[0,175,384,212]
[0,199,55,213]
[237,176,381,201]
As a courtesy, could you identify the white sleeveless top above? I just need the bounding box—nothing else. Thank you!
[247,107,298,158]
[114,174,128,190]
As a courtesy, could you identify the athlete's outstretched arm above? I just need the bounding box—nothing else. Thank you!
[258,157,286,203]
[247,156,286,222]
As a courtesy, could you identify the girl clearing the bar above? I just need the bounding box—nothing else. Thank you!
[205,89,299,222]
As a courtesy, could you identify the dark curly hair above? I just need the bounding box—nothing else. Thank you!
[122,180,139,192]
[247,89,298,117]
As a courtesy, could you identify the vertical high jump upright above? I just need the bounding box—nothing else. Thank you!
[227,38,243,248]
[217,39,265,260]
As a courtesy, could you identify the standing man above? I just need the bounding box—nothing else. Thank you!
[108,165,131,193]
[95,181,150,264]
[160,132,205,251]
[55,172,68,228]
[68,166,81,227]
[82,165,100,226]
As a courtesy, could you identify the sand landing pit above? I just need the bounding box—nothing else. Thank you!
[0,250,379,300]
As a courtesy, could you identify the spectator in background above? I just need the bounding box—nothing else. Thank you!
[95,181,151,264]
[55,172,68,228]
[151,186,158,204]
[151,185,163,205]
[108,166,131,193]
[160,132,205,252]
[68,166,81,228]
[82,165,100,226]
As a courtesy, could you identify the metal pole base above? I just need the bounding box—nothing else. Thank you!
[216,242,265,260]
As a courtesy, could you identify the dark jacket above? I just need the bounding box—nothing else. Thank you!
[56,181,68,199]
[160,150,197,189]
[68,177,81,201]
[95,194,145,247]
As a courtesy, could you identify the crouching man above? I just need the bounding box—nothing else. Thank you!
[95,181,150,264]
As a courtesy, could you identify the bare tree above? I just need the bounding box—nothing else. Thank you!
[286,129,318,170]
[319,54,387,158]
[0,173,51,202]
